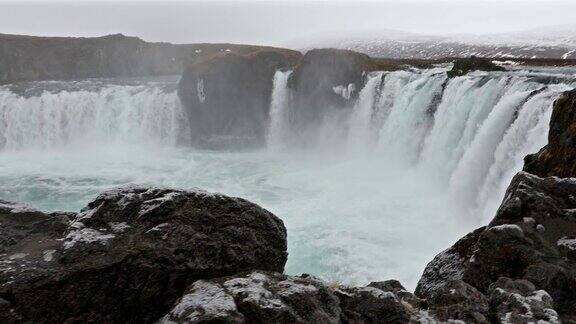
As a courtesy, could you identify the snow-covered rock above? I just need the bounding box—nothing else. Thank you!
[418,171,576,322]
[0,185,287,323]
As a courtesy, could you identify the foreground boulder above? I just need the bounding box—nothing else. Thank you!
[178,50,301,148]
[417,171,576,322]
[447,56,505,78]
[525,88,576,177]
[0,186,287,323]
[161,271,418,323]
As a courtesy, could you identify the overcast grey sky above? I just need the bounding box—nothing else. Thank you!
[1,0,575,46]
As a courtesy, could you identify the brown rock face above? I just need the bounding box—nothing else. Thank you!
[178,50,301,148]
[0,186,287,323]
[525,89,576,178]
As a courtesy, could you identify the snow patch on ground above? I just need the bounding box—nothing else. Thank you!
[417,249,464,297]
[357,286,397,300]
[496,288,559,324]
[562,50,576,59]
[161,280,238,323]
[224,272,286,310]
[8,253,28,260]
[490,224,524,236]
[277,279,318,297]
[109,222,131,233]
[0,200,37,213]
[138,192,183,217]
[557,237,576,250]
[43,250,56,262]
[492,60,520,66]
[64,228,115,249]
[147,223,170,233]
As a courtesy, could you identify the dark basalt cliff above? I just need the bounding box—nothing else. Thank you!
[0,33,295,85]
[0,187,287,323]
[525,89,576,178]
[177,48,377,148]
[417,172,576,322]
[286,49,374,143]
[447,56,505,78]
[178,50,301,148]
[288,49,372,115]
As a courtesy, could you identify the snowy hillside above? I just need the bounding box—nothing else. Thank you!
[298,26,576,59]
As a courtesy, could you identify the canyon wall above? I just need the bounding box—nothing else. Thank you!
[0,33,296,84]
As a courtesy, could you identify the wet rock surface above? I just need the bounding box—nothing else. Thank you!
[161,271,418,324]
[288,49,373,138]
[525,88,576,178]
[417,171,576,322]
[0,186,287,323]
[178,50,301,148]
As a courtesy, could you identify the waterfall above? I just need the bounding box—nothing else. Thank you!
[445,79,542,211]
[267,70,293,150]
[1,68,573,222]
[347,71,384,153]
[475,84,571,219]
[376,69,447,163]
[265,67,574,221]
[0,81,189,150]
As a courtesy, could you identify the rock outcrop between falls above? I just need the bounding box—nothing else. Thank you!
[0,33,297,85]
[178,50,301,148]
[0,186,287,323]
[288,49,373,126]
[447,56,505,78]
[177,48,377,148]
[525,88,576,178]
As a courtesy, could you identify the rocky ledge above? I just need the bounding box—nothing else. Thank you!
[525,88,576,178]
[0,186,286,323]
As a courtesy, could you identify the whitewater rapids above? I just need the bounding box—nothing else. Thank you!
[0,68,574,290]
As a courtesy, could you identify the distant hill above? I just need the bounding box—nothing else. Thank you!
[0,33,300,84]
[296,26,576,59]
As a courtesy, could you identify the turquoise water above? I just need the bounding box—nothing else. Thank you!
[0,144,471,290]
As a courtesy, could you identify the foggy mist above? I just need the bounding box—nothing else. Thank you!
[1,0,575,46]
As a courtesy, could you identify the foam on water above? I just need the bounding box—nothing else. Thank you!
[0,69,574,290]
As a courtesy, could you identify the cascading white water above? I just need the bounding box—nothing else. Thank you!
[0,81,188,150]
[267,70,293,150]
[376,69,447,163]
[346,71,384,153]
[419,75,510,180]
[475,84,572,218]
[1,68,575,291]
[267,68,573,223]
